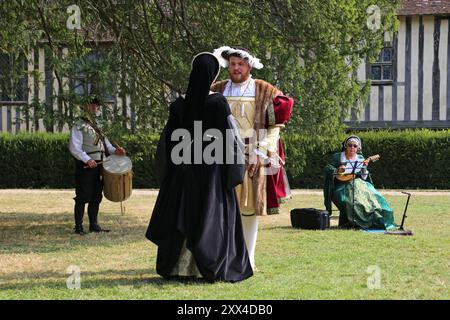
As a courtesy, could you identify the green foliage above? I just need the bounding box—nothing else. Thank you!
[0,132,74,188]
[283,129,450,189]
[1,129,449,189]
[119,132,160,188]
[358,130,450,189]
[0,0,401,138]
[0,132,161,188]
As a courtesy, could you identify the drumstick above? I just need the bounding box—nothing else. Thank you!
[83,158,110,169]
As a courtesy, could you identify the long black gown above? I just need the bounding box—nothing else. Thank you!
[146,93,253,283]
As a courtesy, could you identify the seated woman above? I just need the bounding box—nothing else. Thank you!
[323,135,397,230]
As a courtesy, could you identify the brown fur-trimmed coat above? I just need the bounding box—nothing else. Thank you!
[211,79,281,216]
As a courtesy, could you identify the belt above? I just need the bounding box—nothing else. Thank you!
[86,150,104,161]
[86,151,104,154]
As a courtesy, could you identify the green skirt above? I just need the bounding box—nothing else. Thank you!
[332,178,397,230]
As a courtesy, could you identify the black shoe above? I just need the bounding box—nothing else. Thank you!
[89,224,110,233]
[74,226,87,235]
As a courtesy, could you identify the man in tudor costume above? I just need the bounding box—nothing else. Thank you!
[211,46,294,270]
[69,97,126,235]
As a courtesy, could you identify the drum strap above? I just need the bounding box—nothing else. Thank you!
[82,116,111,158]
[102,137,110,157]
[86,151,102,155]
[86,150,105,162]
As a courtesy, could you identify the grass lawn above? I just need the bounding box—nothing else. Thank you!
[0,189,448,300]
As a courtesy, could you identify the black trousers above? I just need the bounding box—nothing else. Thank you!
[74,160,103,227]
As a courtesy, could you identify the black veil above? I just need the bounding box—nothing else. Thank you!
[182,53,220,128]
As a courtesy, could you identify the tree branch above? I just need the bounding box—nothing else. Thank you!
[140,0,173,68]
[36,3,69,120]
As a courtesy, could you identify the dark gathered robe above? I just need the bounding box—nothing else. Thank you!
[146,93,253,283]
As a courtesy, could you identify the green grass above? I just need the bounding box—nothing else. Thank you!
[0,190,449,299]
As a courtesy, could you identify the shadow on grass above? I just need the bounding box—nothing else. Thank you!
[263,225,342,231]
[263,213,340,231]
[0,268,213,292]
[0,212,150,254]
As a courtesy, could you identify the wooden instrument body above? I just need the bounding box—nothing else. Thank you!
[102,155,133,202]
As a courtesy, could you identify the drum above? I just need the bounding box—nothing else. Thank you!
[102,155,133,202]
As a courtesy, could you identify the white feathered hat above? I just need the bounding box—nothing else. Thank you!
[213,46,264,69]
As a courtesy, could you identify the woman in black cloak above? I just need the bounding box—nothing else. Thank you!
[145,52,253,283]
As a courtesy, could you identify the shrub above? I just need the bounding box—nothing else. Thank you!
[1,129,449,189]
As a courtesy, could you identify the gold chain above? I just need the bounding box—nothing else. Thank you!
[230,78,252,99]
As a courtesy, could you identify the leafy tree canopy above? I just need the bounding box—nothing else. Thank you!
[0,0,400,138]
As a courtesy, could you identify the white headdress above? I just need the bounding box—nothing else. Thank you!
[342,135,362,152]
[213,46,264,69]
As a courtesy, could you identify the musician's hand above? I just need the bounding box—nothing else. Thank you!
[115,147,126,156]
[363,160,369,166]
[337,165,345,174]
[86,159,97,168]
[248,155,261,178]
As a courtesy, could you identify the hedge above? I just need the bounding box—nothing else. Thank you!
[283,129,450,189]
[1,129,449,189]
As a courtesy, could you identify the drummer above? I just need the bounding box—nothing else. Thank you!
[69,96,126,235]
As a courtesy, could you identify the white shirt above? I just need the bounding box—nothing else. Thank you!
[223,76,281,155]
[340,152,368,180]
[223,77,256,97]
[69,126,116,163]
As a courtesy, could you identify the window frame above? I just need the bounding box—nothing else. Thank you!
[0,53,28,103]
[368,42,394,86]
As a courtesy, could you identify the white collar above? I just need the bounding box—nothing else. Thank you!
[230,76,253,87]
[341,151,357,162]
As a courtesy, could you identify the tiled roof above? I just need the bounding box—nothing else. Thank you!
[398,0,450,16]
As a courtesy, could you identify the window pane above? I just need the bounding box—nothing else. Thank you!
[383,48,392,62]
[1,90,11,101]
[371,66,381,80]
[0,54,10,76]
[73,79,86,95]
[16,77,26,101]
[383,66,392,80]
[0,54,11,101]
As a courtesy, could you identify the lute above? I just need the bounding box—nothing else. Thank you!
[335,154,380,182]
